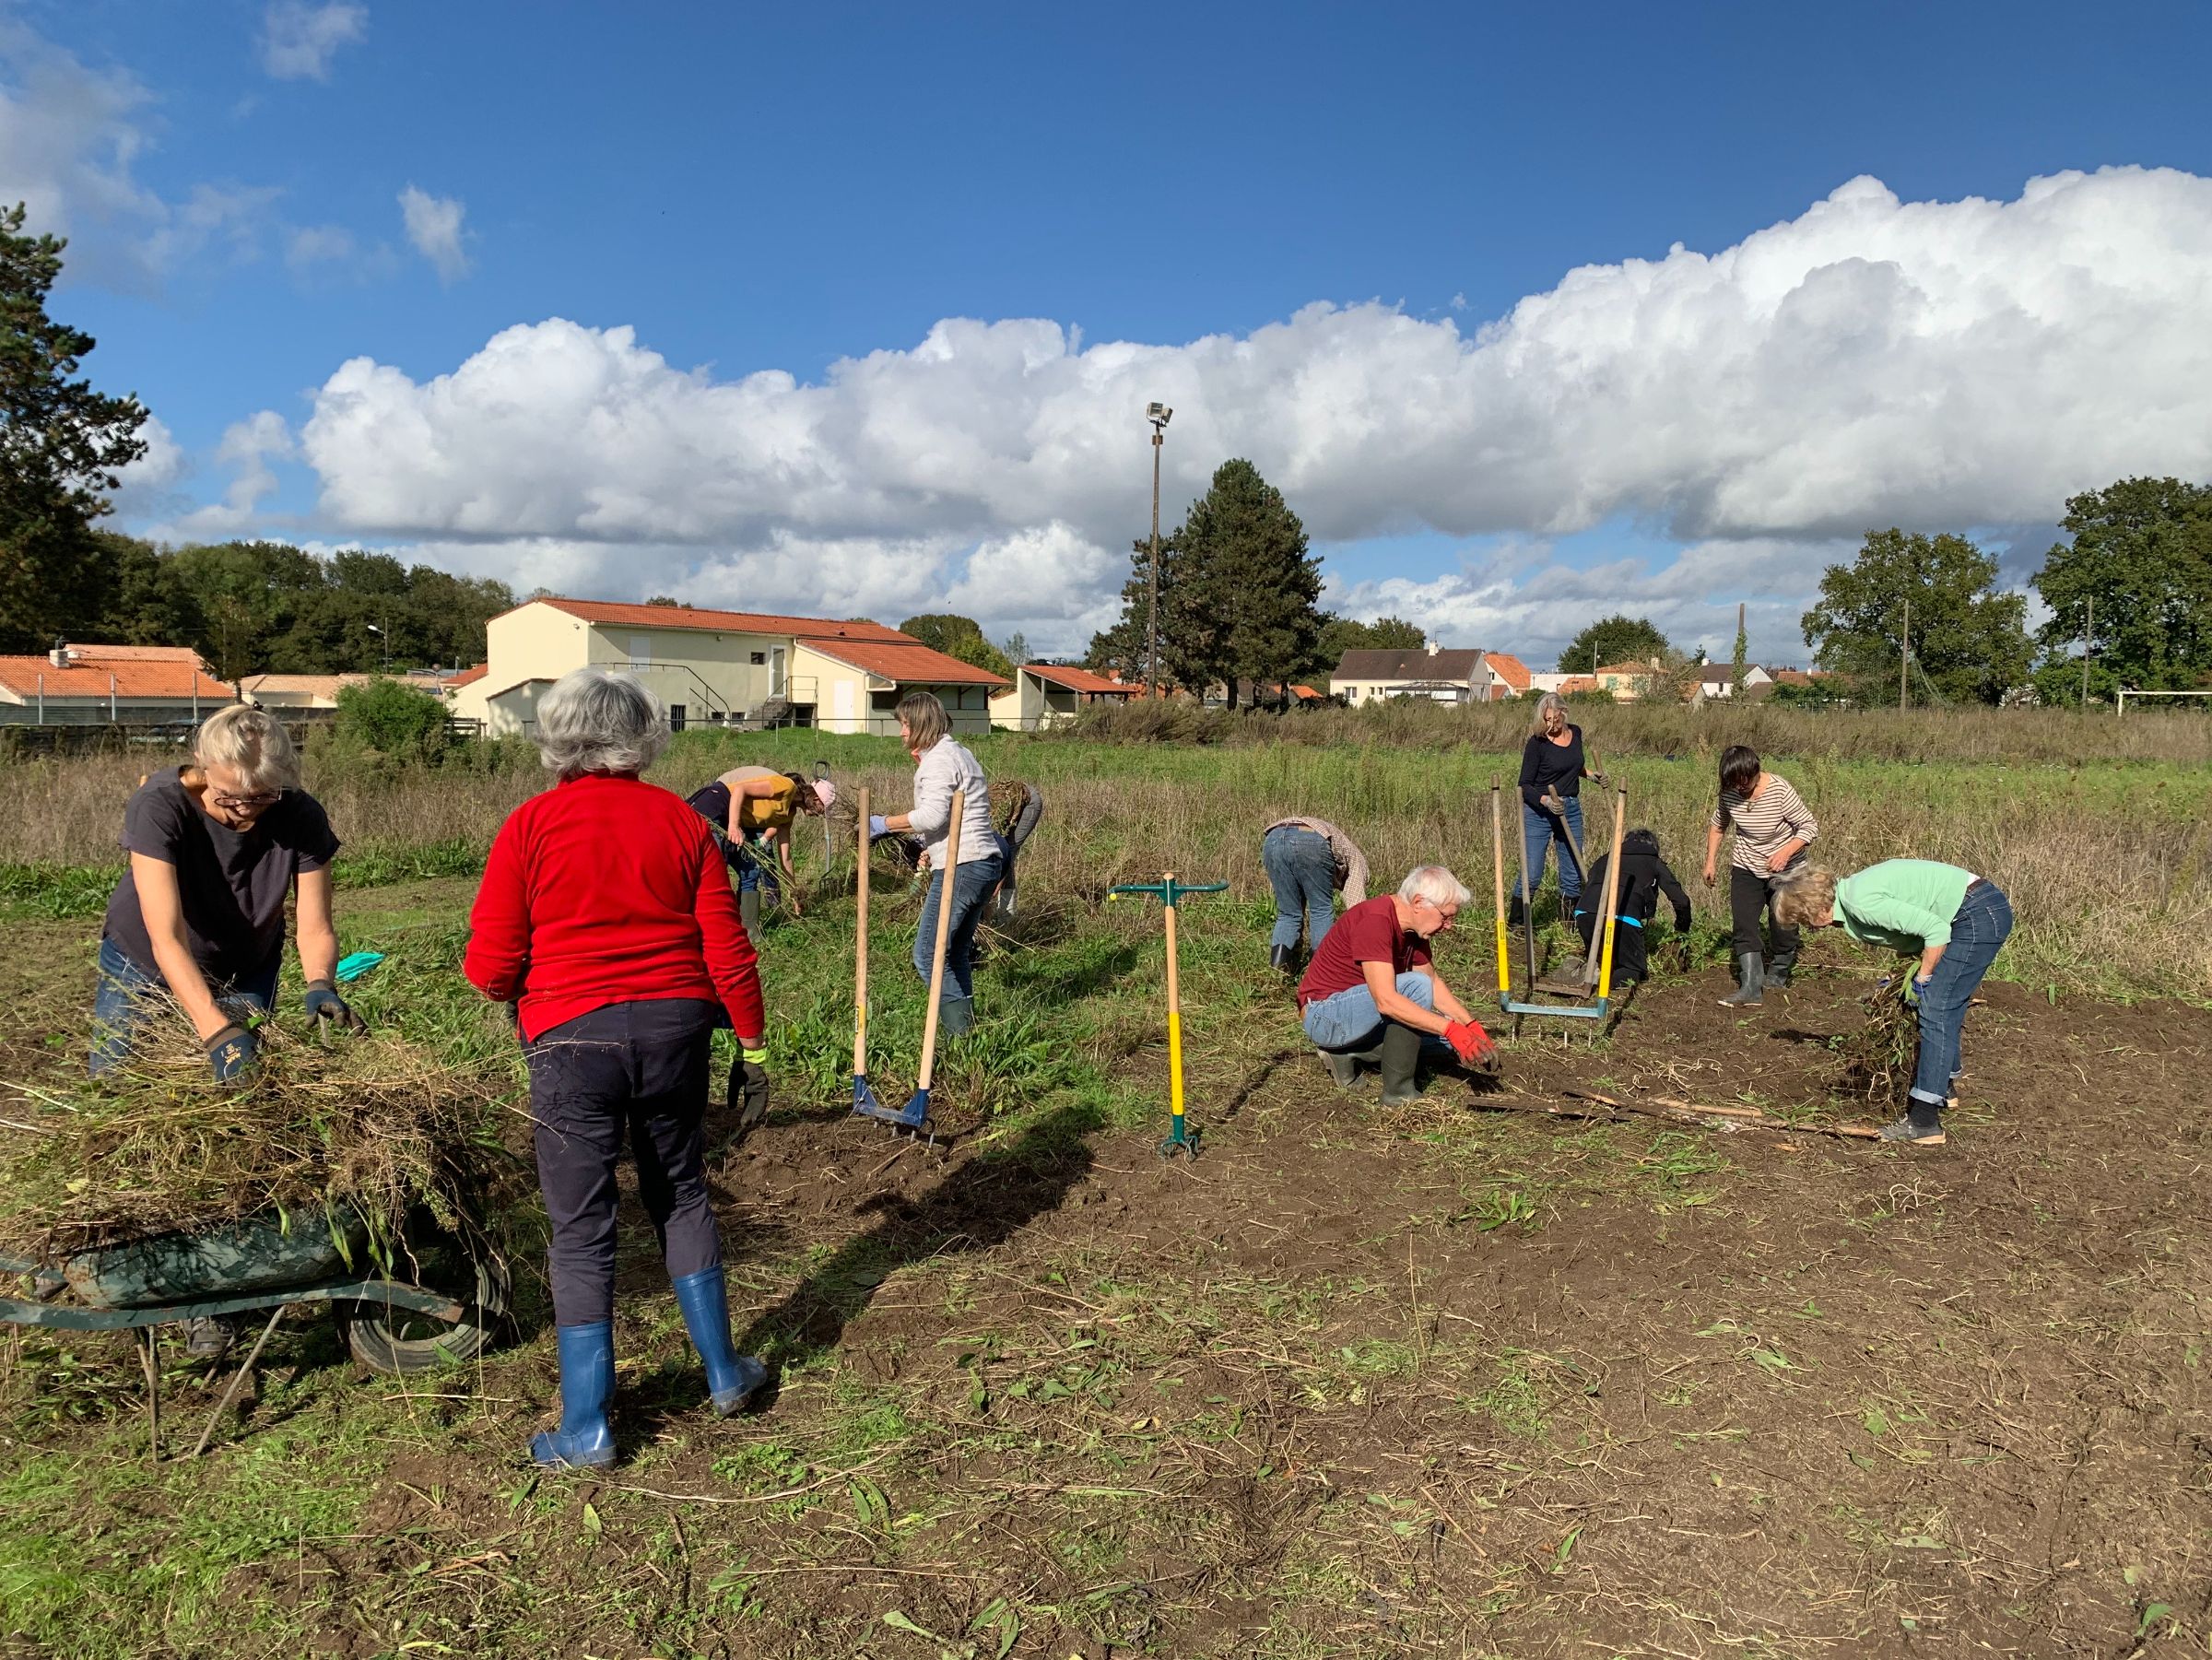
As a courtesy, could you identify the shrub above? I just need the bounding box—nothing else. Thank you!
[333,677,452,766]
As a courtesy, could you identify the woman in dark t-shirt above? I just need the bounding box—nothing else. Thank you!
[1514,692,1606,924]
[93,706,360,1083]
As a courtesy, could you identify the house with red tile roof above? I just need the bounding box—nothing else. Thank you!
[0,643,234,724]
[991,663,1137,730]
[453,596,1008,736]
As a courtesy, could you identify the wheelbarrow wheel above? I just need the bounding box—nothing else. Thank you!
[336,1227,509,1376]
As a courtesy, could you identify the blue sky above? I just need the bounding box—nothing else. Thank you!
[10,0,2212,665]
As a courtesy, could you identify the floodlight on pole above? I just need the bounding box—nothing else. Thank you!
[1145,403,1172,697]
[366,622,390,673]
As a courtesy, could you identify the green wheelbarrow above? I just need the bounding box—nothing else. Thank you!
[2,1204,509,1457]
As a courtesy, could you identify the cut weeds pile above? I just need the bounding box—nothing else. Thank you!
[0,993,524,1266]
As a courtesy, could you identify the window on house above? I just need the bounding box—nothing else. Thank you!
[749,652,766,665]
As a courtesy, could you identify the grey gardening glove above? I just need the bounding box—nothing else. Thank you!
[728,1045,771,1140]
[304,979,367,1033]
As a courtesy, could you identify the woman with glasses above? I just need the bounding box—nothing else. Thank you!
[94,704,362,1086]
[1295,865,1497,1104]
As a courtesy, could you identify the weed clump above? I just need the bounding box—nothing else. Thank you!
[0,1007,524,1266]
[1832,974,1917,1108]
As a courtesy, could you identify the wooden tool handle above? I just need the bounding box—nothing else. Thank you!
[912,788,966,1090]
[853,786,870,1077]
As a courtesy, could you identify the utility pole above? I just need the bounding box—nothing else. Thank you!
[1144,403,1172,697]
[1899,594,1910,712]
[2081,595,2093,707]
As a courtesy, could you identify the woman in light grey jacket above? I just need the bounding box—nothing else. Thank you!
[868,691,1001,1036]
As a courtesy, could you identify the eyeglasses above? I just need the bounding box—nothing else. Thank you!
[211,790,285,813]
[1415,897,1459,925]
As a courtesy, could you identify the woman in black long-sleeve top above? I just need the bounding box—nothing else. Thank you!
[1514,692,1605,923]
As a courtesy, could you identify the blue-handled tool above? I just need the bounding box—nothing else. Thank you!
[1107,874,1227,1159]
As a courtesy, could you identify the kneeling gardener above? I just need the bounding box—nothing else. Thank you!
[1297,865,1496,1103]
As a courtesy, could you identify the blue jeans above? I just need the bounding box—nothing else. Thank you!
[1520,796,1584,909]
[90,936,281,1077]
[1263,826,1337,953]
[913,852,1004,1001]
[1911,882,2013,1107]
[1301,971,1447,1054]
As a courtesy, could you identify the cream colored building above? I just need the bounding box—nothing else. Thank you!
[989,664,1135,730]
[449,598,1006,736]
[240,673,374,710]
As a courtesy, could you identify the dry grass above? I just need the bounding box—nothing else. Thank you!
[0,997,523,1263]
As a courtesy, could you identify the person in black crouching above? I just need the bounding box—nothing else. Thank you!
[1571,828,1692,985]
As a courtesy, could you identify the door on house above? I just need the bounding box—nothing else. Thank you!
[629,634,653,669]
[771,648,787,697]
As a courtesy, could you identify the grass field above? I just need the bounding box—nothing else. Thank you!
[1,710,2208,1657]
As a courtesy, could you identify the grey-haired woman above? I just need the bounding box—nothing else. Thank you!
[465,667,771,1468]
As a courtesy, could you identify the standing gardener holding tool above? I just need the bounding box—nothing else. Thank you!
[1514,693,1606,926]
[685,765,827,933]
[865,692,1001,1038]
[1703,745,1819,1005]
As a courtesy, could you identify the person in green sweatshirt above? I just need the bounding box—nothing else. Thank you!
[1772,860,2013,1147]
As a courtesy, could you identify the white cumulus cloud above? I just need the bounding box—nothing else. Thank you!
[258,2,368,82]
[398,184,469,282]
[243,166,2212,653]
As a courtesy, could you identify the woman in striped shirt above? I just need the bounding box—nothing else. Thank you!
[1702,745,1818,1006]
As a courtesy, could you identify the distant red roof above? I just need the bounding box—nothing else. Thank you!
[0,644,233,702]
[522,596,911,643]
[802,639,1010,688]
[1023,664,1133,695]
[1557,675,1599,695]
[444,663,488,688]
[1486,653,1531,692]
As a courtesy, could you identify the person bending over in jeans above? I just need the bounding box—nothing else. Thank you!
[1772,861,2013,1148]
[1297,865,1496,1104]
[1260,815,1370,977]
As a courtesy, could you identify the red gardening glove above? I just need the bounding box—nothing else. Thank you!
[1444,1019,1497,1069]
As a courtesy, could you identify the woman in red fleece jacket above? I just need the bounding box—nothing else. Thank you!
[465,666,771,1469]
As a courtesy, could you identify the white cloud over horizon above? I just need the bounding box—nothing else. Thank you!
[159,165,2212,660]
[258,2,367,82]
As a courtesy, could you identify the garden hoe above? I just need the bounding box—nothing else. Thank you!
[1107,873,1227,1159]
[1493,781,1630,1024]
[850,787,966,1148]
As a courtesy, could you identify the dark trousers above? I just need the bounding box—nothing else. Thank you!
[524,998,723,1328]
[1728,856,1804,960]
[1574,912,1650,983]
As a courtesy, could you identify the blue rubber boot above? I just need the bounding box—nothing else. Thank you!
[672,1266,769,1416]
[531,1321,616,1468]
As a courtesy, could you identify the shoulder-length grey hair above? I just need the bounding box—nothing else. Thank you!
[535,667,669,780]
[1528,690,1568,735]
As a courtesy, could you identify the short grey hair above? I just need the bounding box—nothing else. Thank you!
[535,667,668,780]
[194,705,300,793]
[896,690,949,750]
[1397,865,1473,909]
[1529,690,1567,734]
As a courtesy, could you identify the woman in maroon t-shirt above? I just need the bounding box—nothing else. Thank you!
[1295,866,1496,1102]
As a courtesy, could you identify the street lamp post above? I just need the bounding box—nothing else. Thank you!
[366,622,390,674]
[1145,402,1172,697]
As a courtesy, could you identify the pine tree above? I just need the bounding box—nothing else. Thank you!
[0,205,149,650]
[1178,459,1322,706]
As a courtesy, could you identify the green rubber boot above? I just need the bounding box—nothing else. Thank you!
[1377,1024,1428,1105]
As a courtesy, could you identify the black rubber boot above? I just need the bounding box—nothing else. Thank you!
[1269,943,1297,977]
[1763,949,1796,990]
[1507,891,1527,929]
[1718,952,1765,1007]
[1319,1043,1382,1089]
[1377,1024,1428,1105]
